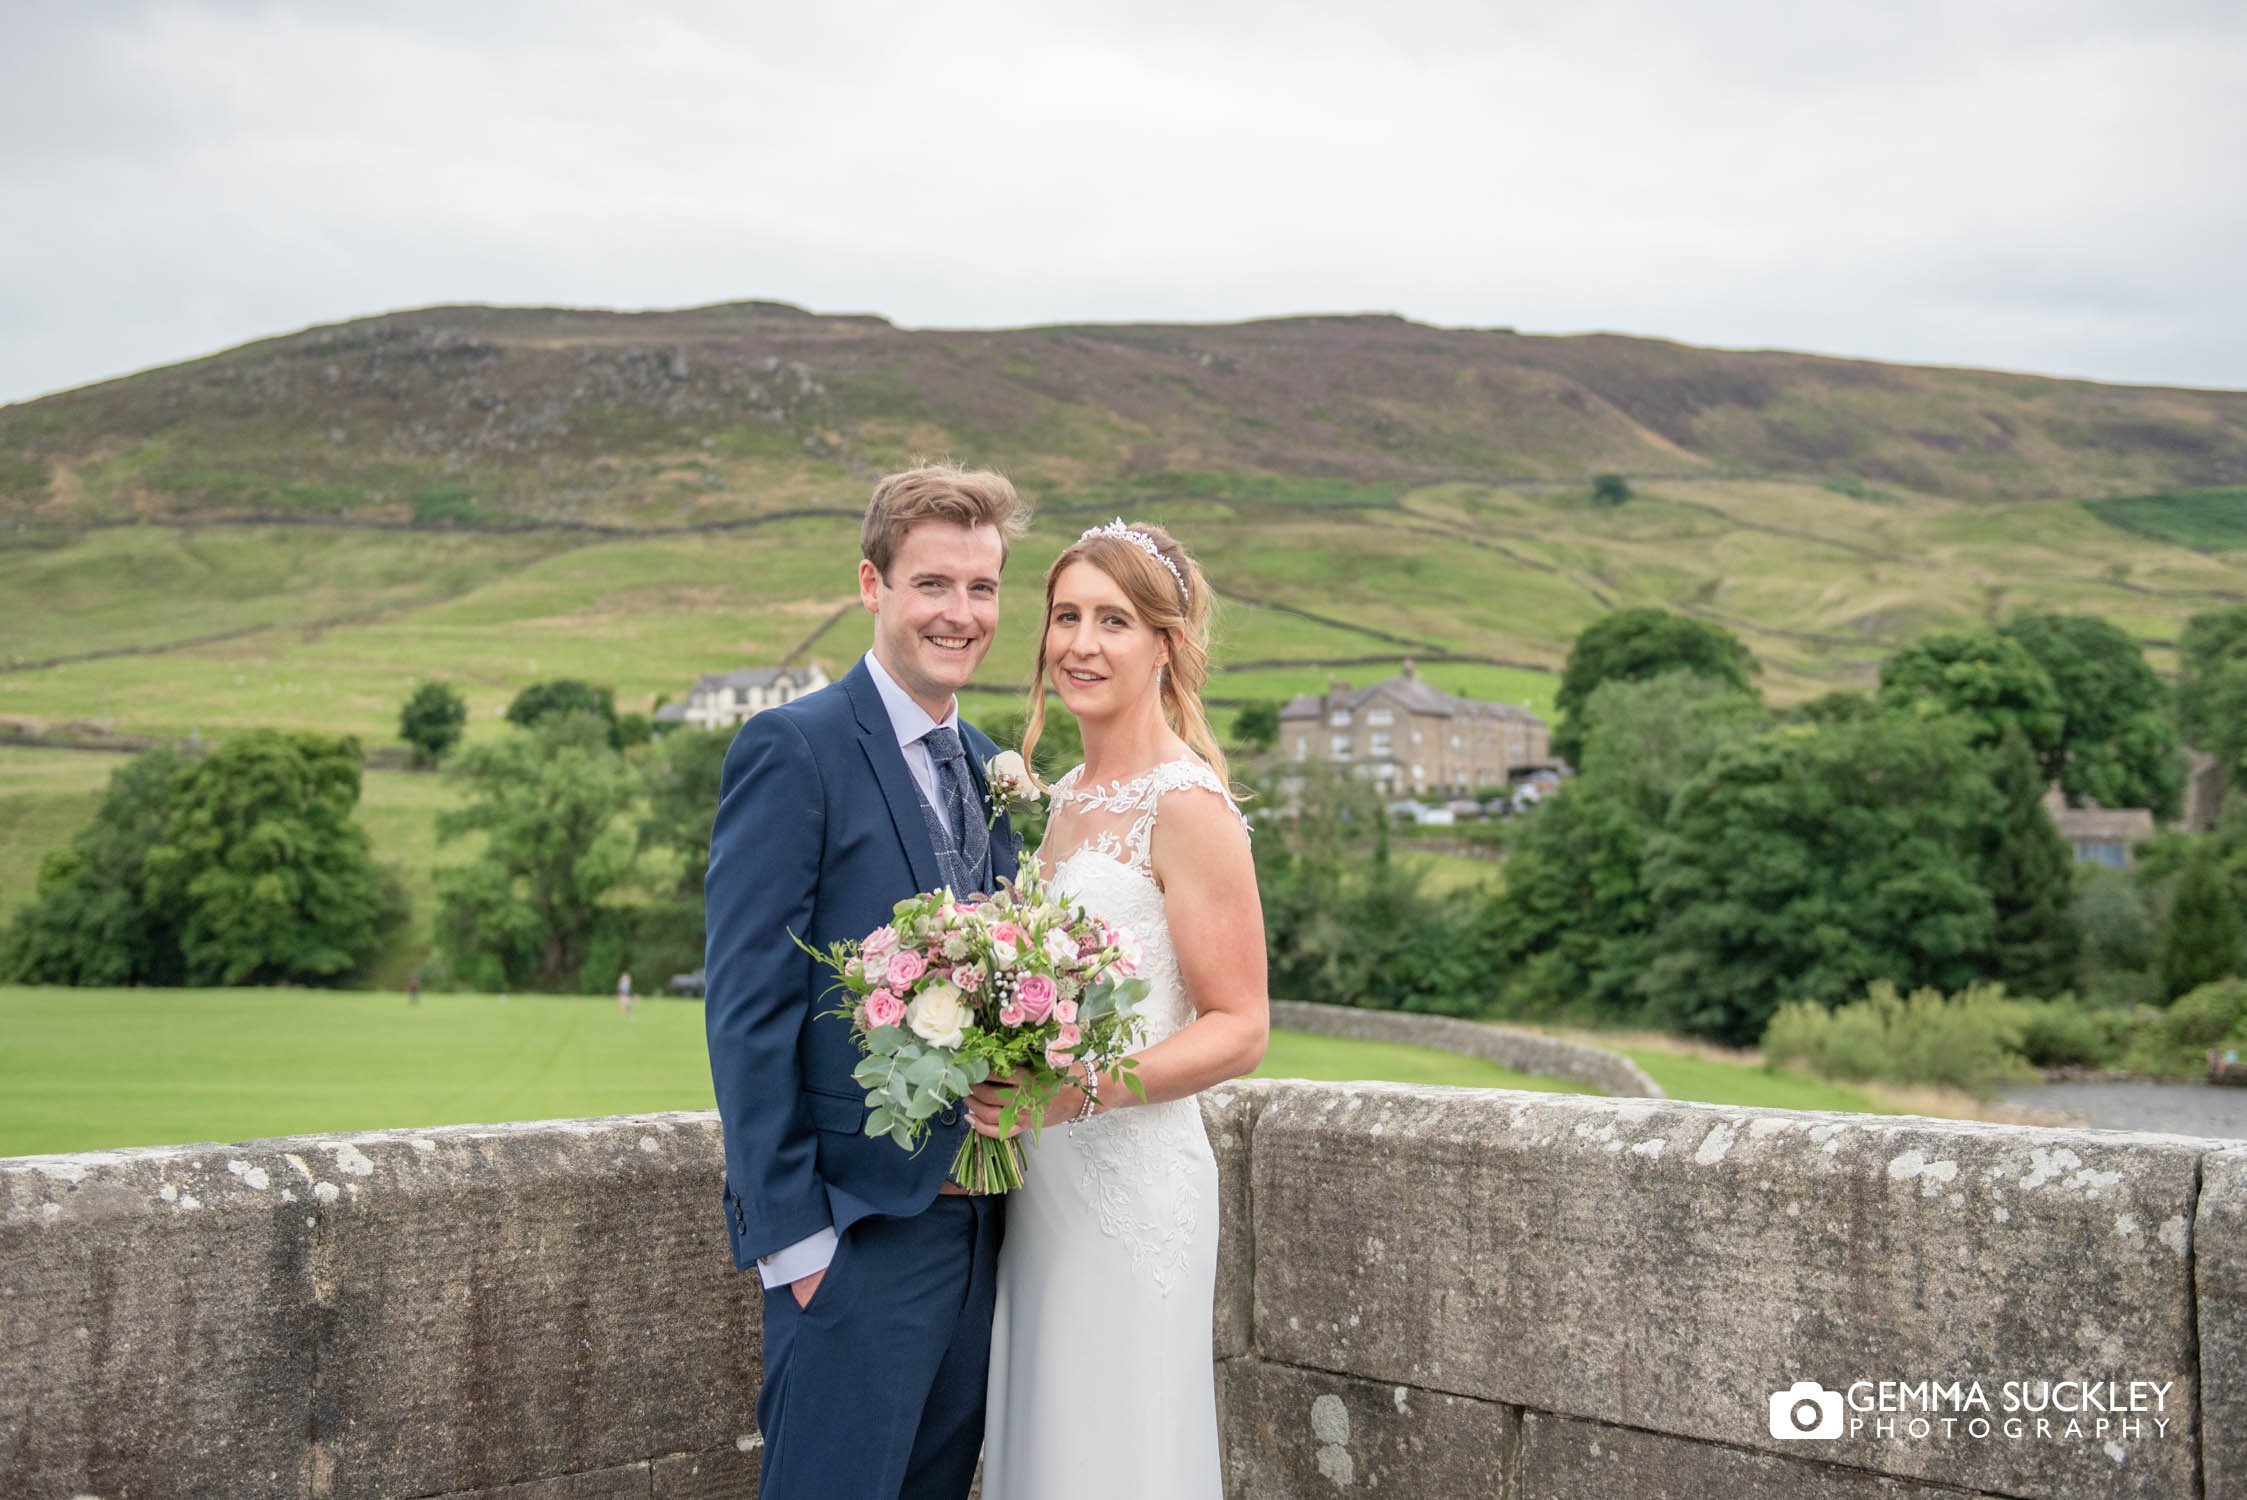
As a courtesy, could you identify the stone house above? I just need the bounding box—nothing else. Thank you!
[1276,661,1551,797]
[2041,785,2157,870]
[669,664,829,731]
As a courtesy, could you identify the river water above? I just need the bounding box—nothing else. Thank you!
[1997,1081,2247,1142]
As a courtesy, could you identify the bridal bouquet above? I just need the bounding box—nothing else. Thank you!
[794,866,1150,1193]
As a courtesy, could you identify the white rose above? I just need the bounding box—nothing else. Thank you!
[905,980,969,1049]
[986,750,1038,803]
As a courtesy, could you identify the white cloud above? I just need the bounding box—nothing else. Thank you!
[1,0,2242,404]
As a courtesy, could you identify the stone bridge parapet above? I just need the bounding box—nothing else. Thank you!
[5,1083,2243,1498]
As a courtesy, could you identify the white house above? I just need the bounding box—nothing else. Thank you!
[676,663,829,730]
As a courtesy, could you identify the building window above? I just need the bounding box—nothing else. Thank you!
[1370,730,1391,755]
[1329,709,1353,728]
[1367,708,1393,726]
[1450,734,1462,749]
[2075,841,2128,870]
[734,688,749,706]
[1295,737,1308,762]
[1331,733,1353,759]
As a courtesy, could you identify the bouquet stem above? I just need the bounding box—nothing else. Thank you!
[950,1132,1026,1194]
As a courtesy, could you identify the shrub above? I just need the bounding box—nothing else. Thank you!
[1761,980,2039,1099]
[2123,978,2247,1077]
[2008,996,2134,1069]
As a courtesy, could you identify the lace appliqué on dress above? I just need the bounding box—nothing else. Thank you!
[1039,756,1244,1297]
[1047,758,1250,878]
[1076,1103,1204,1295]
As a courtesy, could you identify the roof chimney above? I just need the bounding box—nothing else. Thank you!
[1401,658,1416,679]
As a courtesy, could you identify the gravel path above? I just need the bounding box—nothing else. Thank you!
[1997,1081,2247,1142]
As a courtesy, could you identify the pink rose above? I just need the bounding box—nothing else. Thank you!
[1056,1022,1082,1048]
[990,920,1022,947]
[1054,999,1078,1025]
[862,926,898,961]
[951,964,984,992]
[1016,972,1057,1023]
[843,956,864,982]
[1045,1043,1075,1070]
[865,990,905,1029]
[885,950,927,988]
[999,1001,1028,1027]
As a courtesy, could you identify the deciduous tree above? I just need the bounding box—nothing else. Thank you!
[1551,609,1757,766]
[399,681,468,769]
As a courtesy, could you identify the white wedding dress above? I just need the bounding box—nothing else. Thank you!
[981,757,1245,1500]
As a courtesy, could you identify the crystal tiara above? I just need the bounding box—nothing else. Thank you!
[1079,516,1190,604]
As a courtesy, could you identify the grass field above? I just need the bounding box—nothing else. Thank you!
[7,475,2246,757]
[0,988,1891,1157]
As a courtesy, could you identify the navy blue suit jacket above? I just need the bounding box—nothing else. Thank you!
[705,657,1020,1272]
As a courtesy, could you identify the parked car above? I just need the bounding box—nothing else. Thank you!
[1444,799,1485,820]
[668,969,706,998]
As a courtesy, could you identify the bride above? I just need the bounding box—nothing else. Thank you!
[968,518,1269,1498]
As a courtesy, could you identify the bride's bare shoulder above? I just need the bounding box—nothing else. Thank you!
[1149,770,1252,856]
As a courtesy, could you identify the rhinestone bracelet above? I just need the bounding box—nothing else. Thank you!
[1070,1056,1101,1126]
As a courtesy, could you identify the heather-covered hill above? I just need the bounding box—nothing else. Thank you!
[6,302,2246,526]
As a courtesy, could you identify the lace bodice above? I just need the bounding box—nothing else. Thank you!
[1038,756,1249,1051]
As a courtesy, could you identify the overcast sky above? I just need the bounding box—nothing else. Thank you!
[4,0,2243,406]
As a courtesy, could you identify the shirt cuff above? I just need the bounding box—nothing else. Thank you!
[756,1225,838,1289]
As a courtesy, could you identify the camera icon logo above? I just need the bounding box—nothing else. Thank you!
[1769,1380,1844,1440]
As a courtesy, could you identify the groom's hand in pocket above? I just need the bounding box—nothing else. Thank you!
[789,1267,825,1309]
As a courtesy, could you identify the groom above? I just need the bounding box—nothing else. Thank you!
[705,463,1030,1499]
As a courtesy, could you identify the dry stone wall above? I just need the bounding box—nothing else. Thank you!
[1267,999,1663,1098]
[4,1084,2242,1499]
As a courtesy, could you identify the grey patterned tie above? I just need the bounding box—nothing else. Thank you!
[921,725,979,855]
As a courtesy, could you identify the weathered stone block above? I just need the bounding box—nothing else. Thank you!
[292,1114,760,1498]
[2202,1145,2247,1500]
[0,1113,763,1500]
[1250,1083,2202,1499]
[435,1460,655,1498]
[1218,1356,1509,1498]
[1520,1411,2011,1499]
[650,1440,762,1498]
[1202,1080,1276,1361]
[1,1142,321,1499]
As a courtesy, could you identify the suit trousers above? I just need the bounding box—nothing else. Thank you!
[756,1194,1003,1500]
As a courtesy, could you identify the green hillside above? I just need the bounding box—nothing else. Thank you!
[3,300,2246,800]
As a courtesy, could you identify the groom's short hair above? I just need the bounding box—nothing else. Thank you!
[862,463,1031,579]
